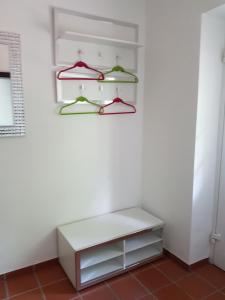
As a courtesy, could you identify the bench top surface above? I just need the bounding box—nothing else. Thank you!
[57,207,164,251]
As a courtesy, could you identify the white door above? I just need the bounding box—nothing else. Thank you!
[213,66,225,271]
[214,137,225,271]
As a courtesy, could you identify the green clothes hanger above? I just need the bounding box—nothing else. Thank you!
[98,65,138,83]
[59,96,101,115]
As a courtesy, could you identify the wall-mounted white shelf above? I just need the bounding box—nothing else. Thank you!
[57,31,144,49]
[57,207,164,291]
[53,7,143,104]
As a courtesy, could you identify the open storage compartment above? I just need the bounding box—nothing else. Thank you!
[81,256,123,284]
[125,229,163,253]
[80,241,123,269]
[125,241,163,267]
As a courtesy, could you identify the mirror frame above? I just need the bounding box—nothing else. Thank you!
[0,32,25,137]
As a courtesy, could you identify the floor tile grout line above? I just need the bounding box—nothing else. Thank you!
[80,281,118,300]
[105,281,121,300]
[68,285,82,300]
[77,291,82,300]
[33,269,46,300]
[137,296,153,300]
[2,278,68,300]
[134,260,225,300]
[3,266,44,300]
[79,291,84,300]
[193,271,223,290]
[201,284,225,300]
[40,277,67,288]
[192,264,225,289]
[78,291,83,300]
[173,281,196,300]
[201,290,223,300]
[153,263,191,284]
[131,264,173,296]
[70,291,82,300]
[79,282,107,296]
[5,287,41,299]
[153,264,195,300]
[129,271,157,299]
[154,267,195,300]
[3,269,67,300]
[153,260,193,278]
[173,269,225,300]
[219,286,225,294]
[152,264,180,285]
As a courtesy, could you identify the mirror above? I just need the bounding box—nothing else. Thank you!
[0,32,25,136]
[0,44,13,126]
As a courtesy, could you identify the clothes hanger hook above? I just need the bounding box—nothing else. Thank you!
[116,87,119,97]
[78,49,83,61]
[79,84,85,96]
[116,55,119,65]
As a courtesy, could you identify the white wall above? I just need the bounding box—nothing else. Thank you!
[143,0,225,264]
[191,11,225,264]
[0,0,146,274]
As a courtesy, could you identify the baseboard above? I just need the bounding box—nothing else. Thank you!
[163,249,209,270]
[4,258,58,278]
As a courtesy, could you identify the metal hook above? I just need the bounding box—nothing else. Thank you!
[116,87,119,97]
[79,84,85,96]
[116,55,119,65]
[99,85,103,92]
[78,49,83,61]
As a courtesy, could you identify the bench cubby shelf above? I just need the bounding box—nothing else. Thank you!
[57,207,164,291]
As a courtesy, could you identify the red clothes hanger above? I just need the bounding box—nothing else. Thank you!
[99,97,136,115]
[57,61,104,80]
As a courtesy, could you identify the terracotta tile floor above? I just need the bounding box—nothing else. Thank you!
[1,257,225,299]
